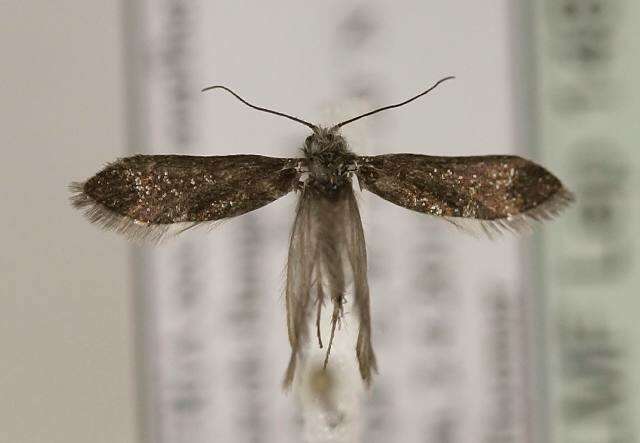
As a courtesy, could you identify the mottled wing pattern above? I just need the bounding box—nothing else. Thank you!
[356,153,574,236]
[71,154,300,241]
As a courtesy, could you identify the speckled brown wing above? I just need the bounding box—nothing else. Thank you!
[356,153,574,236]
[71,154,301,241]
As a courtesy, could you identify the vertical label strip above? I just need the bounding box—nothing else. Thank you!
[130,2,538,442]
[533,0,640,441]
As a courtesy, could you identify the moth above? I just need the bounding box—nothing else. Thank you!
[70,77,574,388]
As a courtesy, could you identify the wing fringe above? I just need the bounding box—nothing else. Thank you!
[444,187,575,240]
[69,182,214,243]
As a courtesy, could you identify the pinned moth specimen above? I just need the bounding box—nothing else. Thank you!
[70,77,574,388]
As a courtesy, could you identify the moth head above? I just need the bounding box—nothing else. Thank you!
[303,127,348,156]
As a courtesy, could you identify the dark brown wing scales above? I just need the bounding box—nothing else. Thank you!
[71,154,300,240]
[356,154,573,234]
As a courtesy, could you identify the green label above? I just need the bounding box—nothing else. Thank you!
[533,0,640,441]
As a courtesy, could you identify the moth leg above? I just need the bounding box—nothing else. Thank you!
[323,293,344,370]
[293,160,308,173]
[284,350,298,390]
[293,179,305,193]
[293,161,308,193]
[315,279,325,349]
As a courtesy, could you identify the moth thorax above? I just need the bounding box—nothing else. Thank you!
[303,128,354,194]
[307,162,350,195]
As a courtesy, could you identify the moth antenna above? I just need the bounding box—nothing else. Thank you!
[201,85,318,131]
[332,76,455,129]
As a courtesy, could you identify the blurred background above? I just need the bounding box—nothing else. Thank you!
[1,1,639,442]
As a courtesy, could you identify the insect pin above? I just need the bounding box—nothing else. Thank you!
[70,76,574,388]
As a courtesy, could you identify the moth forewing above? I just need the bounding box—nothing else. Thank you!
[355,153,574,237]
[71,154,301,242]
